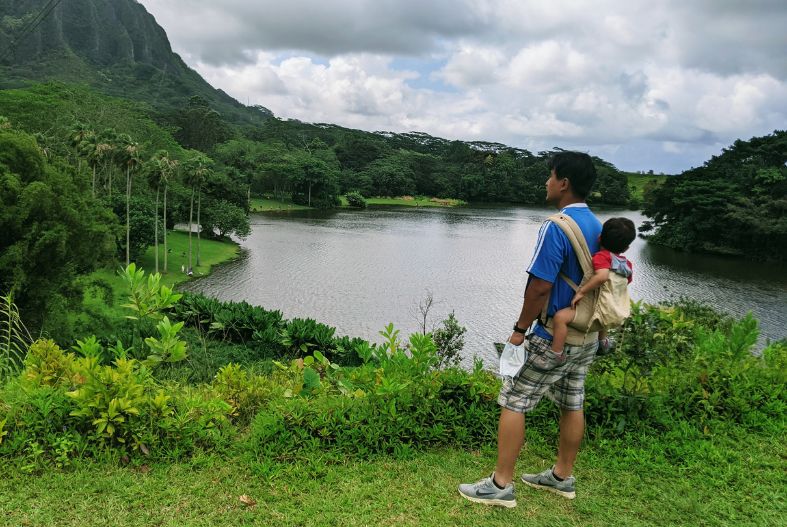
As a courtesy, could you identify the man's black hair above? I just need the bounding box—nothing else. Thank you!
[547,151,597,199]
[600,217,636,253]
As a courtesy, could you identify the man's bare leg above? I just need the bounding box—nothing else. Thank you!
[554,409,584,478]
[493,408,525,485]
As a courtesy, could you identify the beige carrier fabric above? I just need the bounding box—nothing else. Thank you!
[539,213,630,346]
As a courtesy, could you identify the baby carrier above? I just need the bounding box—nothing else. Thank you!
[539,213,631,345]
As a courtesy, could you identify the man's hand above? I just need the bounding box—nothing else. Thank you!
[571,291,584,308]
[509,332,525,346]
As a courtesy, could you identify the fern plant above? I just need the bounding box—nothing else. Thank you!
[0,294,32,382]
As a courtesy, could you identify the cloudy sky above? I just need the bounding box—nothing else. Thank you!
[140,0,786,173]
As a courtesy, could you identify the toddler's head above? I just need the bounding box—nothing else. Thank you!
[600,217,636,254]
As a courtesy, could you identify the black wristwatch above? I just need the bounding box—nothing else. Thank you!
[512,324,528,334]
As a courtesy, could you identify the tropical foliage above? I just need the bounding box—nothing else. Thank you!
[642,131,787,260]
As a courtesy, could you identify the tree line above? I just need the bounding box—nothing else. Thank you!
[0,114,251,333]
[641,130,787,261]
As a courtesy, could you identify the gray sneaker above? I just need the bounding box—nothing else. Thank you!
[597,336,616,356]
[520,467,576,499]
[458,474,517,508]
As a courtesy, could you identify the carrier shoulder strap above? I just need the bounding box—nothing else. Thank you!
[547,213,594,275]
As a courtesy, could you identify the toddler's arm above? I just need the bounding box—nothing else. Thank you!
[571,268,610,308]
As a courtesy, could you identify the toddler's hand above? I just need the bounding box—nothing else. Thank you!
[571,291,584,308]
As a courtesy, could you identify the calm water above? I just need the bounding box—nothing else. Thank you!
[182,206,787,366]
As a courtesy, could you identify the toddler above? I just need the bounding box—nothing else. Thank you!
[551,217,636,355]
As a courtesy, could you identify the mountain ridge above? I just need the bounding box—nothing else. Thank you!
[0,0,272,123]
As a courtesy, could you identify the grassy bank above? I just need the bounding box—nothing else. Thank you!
[250,197,311,212]
[342,196,467,207]
[72,231,239,330]
[1,430,782,527]
[86,230,238,291]
[251,196,466,211]
[626,173,667,203]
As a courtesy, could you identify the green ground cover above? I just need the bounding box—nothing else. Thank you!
[250,198,311,212]
[1,430,782,527]
[252,196,466,211]
[365,197,465,207]
[65,232,238,340]
[2,281,783,527]
[90,230,238,293]
[626,173,667,203]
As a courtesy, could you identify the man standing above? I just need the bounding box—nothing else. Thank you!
[459,151,602,507]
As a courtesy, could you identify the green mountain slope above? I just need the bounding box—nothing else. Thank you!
[0,0,271,124]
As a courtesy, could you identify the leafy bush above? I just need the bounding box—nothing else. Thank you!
[585,302,785,437]
[249,361,498,463]
[1,347,234,464]
[211,363,276,424]
[173,293,366,365]
[345,191,367,208]
[3,299,784,471]
[175,293,284,347]
[22,339,77,388]
[432,311,466,368]
[662,317,785,433]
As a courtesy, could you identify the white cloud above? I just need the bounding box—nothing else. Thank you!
[139,0,787,172]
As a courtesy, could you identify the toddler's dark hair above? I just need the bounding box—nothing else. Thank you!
[600,217,636,253]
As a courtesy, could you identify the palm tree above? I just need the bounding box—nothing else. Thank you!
[80,132,100,198]
[146,160,162,274]
[184,152,213,270]
[97,129,118,198]
[119,134,141,266]
[68,121,92,176]
[32,132,51,160]
[150,151,178,273]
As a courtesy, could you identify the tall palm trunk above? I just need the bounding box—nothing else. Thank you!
[125,165,132,266]
[163,184,168,273]
[154,185,160,274]
[188,186,194,273]
[196,188,202,266]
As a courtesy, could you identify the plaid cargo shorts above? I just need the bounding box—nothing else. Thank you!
[498,334,599,413]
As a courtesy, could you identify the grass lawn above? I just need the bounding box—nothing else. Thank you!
[251,196,466,211]
[1,430,783,526]
[340,196,467,207]
[82,231,239,313]
[250,197,311,212]
[626,173,667,202]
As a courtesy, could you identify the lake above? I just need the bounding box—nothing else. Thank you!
[182,206,787,365]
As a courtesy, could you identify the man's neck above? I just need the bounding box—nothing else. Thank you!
[555,195,585,210]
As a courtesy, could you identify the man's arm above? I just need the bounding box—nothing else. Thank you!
[509,277,552,345]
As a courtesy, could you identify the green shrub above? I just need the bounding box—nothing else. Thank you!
[345,191,367,208]
[211,363,275,424]
[585,305,786,437]
[0,379,81,465]
[433,311,466,368]
[279,318,336,357]
[249,363,498,463]
[2,347,234,463]
[23,339,78,388]
[663,317,785,433]
[175,293,285,349]
[173,293,367,365]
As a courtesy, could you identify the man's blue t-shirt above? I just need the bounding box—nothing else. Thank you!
[526,204,602,340]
